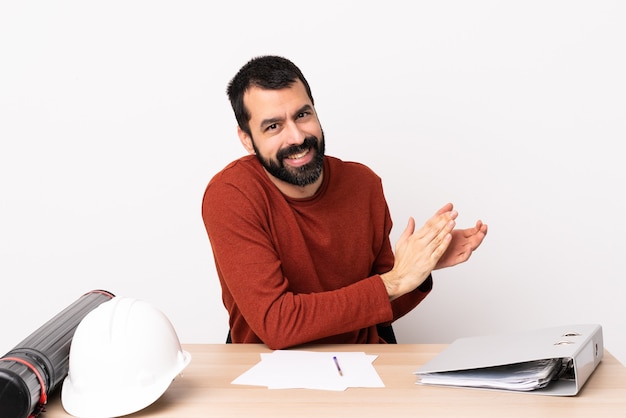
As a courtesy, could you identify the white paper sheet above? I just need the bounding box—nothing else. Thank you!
[232,350,385,391]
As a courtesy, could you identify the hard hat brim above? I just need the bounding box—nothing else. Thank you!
[61,350,191,418]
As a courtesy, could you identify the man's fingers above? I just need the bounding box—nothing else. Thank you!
[435,202,454,215]
[430,221,454,260]
[397,217,416,246]
[416,211,457,242]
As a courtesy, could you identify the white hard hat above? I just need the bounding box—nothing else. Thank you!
[61,297,191,418]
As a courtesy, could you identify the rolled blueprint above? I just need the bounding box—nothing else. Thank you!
[0,289,114,418]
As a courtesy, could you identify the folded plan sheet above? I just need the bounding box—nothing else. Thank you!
[232,350,385,391]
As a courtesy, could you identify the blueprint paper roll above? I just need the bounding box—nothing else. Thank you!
[0,290,114,418]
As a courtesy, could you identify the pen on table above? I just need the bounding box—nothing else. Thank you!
[333,356,343,376]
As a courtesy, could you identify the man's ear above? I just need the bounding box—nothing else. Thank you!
[238,126,255,155]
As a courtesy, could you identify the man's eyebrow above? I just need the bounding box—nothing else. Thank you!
[296,104,314,115]
[259,104,314,130]
[260,116,283,130]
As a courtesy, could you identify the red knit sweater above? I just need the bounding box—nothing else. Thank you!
[202,155,432,349]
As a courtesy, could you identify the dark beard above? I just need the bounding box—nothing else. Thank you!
[252,134,325,187]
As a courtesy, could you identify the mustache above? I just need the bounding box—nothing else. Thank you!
[276,136,319,161]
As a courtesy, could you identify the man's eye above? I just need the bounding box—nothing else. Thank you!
[297,111,310,119]
[266,123,278,131]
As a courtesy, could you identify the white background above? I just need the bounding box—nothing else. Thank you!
[1,1,625,365]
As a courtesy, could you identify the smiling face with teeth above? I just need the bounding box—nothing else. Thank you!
[238,79,325,198]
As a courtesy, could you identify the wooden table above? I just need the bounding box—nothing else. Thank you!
[43,344,626,418]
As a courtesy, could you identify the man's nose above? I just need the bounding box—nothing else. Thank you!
[284,121,306,145]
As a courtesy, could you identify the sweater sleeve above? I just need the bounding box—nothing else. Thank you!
[202,179,394,349]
